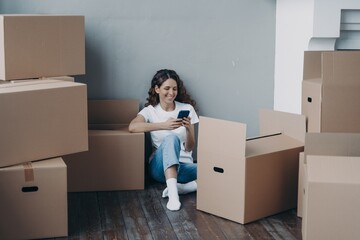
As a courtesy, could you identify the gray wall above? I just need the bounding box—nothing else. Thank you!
[0,0,276,137]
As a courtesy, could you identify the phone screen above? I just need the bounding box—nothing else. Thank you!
[177,110,190,119]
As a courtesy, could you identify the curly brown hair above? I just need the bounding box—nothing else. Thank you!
[145,69,197,111]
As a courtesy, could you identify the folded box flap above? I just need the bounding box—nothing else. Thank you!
[88,99,139,124]
[246,134,303,158]
[259,109,306,143]
[303,51,323,80]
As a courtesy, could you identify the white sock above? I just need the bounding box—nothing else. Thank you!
[165,178,181,211]
[162,181,197,198]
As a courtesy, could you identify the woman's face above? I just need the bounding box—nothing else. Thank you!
[155,78,178,105]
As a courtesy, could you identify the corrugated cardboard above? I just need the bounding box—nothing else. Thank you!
[302,133,360,240]
[0,157,67,239]
[10,75,75,83]
[302,51,360,132]
[63,100,145,192]
[297,152,304,218]
[0,79,88,167]
[197,109,305,224]
[0,14,85,80]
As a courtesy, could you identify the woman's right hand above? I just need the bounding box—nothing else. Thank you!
[163,118,183,130]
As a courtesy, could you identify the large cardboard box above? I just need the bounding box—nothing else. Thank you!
[302,51,360,132]
[0,14,85,80]
[0,157,67,239]
[0,79,88,167]
[197,109,305,224]
[302,133,360,240]
[63,100,145,192]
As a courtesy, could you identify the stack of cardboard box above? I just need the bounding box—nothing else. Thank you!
[197,51,360,230]
[299,51,360,240]
[0,14,87,239]
[63,99,145,192]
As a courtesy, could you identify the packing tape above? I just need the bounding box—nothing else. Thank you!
[23,162,34,182]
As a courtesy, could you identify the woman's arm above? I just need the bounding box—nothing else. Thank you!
[128,114,183,133]
[182,117,196,152]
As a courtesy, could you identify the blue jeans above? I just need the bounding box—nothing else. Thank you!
[149,134,197,184]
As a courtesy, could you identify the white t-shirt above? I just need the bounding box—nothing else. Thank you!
[138,101,199,163]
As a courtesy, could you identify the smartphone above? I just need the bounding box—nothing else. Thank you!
[177,110,190,119]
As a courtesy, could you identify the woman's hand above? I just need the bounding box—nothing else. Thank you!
[181,117,192,130]
[164,118,183,130]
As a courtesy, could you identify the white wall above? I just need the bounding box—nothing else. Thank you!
[274,0,360,114]
[274,0,314,114]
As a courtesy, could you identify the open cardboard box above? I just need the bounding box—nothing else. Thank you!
[302,51,360,133]
[0,157,67,239]
[63,100,145,192]
[197,109,305,224]
[0,14,85,80]
[302,133,360,240]
[0,79,88,167]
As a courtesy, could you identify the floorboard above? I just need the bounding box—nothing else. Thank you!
[48,181,302,240]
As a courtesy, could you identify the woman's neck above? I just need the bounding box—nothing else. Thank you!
[160,101,175,112]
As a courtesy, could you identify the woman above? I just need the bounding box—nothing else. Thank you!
[129,69,199,211]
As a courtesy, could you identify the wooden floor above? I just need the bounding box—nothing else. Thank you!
[52,180,303,240]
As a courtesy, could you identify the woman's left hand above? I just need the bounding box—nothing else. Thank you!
[181,117,191,130]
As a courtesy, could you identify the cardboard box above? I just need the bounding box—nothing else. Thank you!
[0,14,85,80]
[197,109,305,224]
[297,152,304,218]
[42,76,75,82]
[63,100,145,192]
[0,79,88,167]
[302,133,360,240]
[302,51,360,132]
[0,157,67,239]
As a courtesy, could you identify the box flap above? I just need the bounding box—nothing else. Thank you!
[305,133,360,157]
[198,116,246,159]
[303,51,322,80]
[88,99,139,124]
[246,134,303,158]
[259,109,306,142]
[307,155,360,184]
